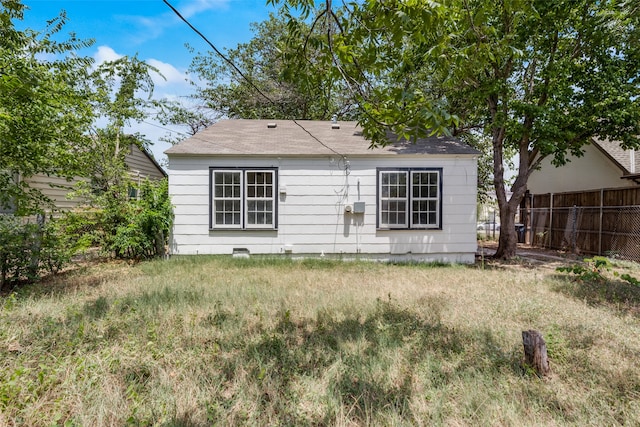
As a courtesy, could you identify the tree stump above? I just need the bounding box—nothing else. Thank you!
[522,330,550,377]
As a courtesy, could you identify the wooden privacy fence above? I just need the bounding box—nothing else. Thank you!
[522,187,640,261]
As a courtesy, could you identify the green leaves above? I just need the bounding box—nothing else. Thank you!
[270,0,640,258]
[0,2,163,215]
[185,11,350,121]
[0,1,95,215]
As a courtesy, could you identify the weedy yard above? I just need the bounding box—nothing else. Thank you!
[1,256,640,426]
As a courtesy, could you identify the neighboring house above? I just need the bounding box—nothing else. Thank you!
[528,139,640,194]
[165,119,480,263]
[1,144,166,214]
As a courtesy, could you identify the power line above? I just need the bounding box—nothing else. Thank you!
[162,0,348,161]
[162,0,274,106]
[141,120,190,137]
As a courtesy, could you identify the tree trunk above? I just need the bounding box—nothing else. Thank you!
[522,330,550,377]
[494,205,518,259]
[492,132,531,259]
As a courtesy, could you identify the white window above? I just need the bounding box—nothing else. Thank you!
[211,168,277,229]
[378,168,441,229]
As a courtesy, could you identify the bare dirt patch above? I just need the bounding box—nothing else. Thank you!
[477,241,584,270]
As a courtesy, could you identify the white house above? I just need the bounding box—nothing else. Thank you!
[528,138,640,194]
[165,120,480,263]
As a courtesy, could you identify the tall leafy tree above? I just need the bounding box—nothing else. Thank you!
[83,56,159,193]
[0,0,94,214]
[186,11,354,121]
[272,0,640,258]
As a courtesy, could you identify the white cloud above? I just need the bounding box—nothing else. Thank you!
[93,46,123,66]
[92,46,191,90]
[179,0,231,19]
[146,59,191,88]
[122,0,231,44]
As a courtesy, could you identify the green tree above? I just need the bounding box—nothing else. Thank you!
[0,0,95,214]
[272,0,640,258]
[186,11,354,121]
[80,55,159,193]
[74,56,173,260]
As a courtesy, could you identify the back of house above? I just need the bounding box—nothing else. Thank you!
[166,120,480,263]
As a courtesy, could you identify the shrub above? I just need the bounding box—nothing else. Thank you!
[103,178,173,260]
[0,215,76,290]
[556,256,640,286]
[61,178,173,261]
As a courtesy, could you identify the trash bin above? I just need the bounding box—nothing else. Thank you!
[515,224,525,243]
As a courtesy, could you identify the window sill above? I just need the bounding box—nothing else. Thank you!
[209,228,278,232]
[377,227,442,231]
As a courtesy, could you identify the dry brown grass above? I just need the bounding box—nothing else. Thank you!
[1,256,639,425]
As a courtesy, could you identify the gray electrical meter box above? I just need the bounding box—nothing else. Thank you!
[353,201,365,213]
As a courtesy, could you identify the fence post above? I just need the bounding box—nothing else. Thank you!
[549,193,554,249]
[598,188,603,256]
[571,205,578,252]
[530,194,534,245]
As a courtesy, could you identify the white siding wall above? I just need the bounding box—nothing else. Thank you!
[169,155,478,263]
[528,143,626,193]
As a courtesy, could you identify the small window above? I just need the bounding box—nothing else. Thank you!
[210,168,277,229]
[128,186,139,200]
[378,168,441,229]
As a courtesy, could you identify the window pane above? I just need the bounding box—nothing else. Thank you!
[379,171,408,227]
[214,195,241,225]
[213,169,276,228]
[409,171,439,227]
[247,198,273,225]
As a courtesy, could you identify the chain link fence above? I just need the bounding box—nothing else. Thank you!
[527,205,640,262]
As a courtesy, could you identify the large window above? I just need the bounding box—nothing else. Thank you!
[378,168,442,229]
[210,168,277,229]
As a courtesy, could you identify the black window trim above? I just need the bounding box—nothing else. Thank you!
[209,166,279,230]
[376,167,443,230]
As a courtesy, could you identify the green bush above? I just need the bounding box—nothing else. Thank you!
[0,215,76,289]
[61,178,173,261]
[556,256,640,286]
[104,178,173,260]
[0,178,173,289]
[0,215,38,287]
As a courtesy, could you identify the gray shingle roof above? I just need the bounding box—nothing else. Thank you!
[593,138,640,174]
[165,119,480,157]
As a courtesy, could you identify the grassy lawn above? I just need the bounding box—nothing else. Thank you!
[1,256,640,426]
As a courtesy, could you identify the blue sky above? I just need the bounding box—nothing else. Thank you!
[19,0,277,162]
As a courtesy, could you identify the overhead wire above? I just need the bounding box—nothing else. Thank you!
[162,0,349,161]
